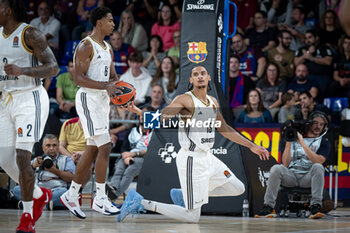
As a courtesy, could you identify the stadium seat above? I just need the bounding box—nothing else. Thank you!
[323,97,348,122]
[59,40,80,65]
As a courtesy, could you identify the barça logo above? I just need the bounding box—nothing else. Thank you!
[187,41,207,63]
[13,36,19,48]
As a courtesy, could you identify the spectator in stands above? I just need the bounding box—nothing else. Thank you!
[278,92,296,123]
[126,0,158,37]
[237,89,273,123]
[151,4,181,51]
[121,52,152,105]
[109,31,135,76]
[318,9,344,50]
[294,29,334,100]
[279,6,311,51]
[267,30,295,82]
[72,0,103,40]
[231,33,266,82]
[228,54,255,110]
[56,60,79,119]
[288,63,318,100]
[30,1,61,56]
[149,57,179,104]
[117,9,148,52]
[232,0,258,30]
[245,10,277,53]
[168,0,183,20]
[142,35,166,76]
[144,84,168,110]
[256,111,330,219]
[256,63,287,118]
[108,106,154,201]
[13,134,75,209]
[261,0,293,26]
[59,117,86,165]
[167,30,181,72]
[294,91,331,121]
[328,35,350,97]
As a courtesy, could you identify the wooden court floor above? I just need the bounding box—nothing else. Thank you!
[1,207,350,233]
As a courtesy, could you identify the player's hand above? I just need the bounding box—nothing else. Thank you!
[122,151,134,159]
[120,101,143,116]
[106,81,123,97]
[250,145,270,161]
[4,64,23,76]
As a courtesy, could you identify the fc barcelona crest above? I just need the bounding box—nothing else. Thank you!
[187,41,207,63]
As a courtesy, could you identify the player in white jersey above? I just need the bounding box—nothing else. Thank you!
[0,1,59,232]
[117,66,270,223]
[60,6,121,219]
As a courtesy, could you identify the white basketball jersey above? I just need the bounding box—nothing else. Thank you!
[0,23,41,92]
[178,91,217,152]
[75,36,112,83]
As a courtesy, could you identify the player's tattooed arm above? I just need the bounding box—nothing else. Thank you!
[23,27,59,78]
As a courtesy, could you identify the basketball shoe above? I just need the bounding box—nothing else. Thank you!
[16,212,35,233]
[33,187,53,222]
[92,196,120,215]
[254,204,276,218]
[170,188,185,207]
[310,204,324,219]
[117,189,145,222]
[60,190,86,219]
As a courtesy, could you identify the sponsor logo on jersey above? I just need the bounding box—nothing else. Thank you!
[187,42,207,64]
[18,128,23,137]
[13,36,19,48]
[224,170,231,178]
[158,143,177,164]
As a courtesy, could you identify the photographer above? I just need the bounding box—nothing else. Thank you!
[255,111,330,219]
[12,134,75,209]
[107,106,154,201]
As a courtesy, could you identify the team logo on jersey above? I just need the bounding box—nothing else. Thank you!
[187,42,207,63]
[13,36,19,48]
[212,104,217,113]
[143,110,161,129]
[158,143,177,164]
[18,127,23,137]
[224,170,231,178]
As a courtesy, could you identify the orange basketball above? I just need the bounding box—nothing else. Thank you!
[110,81,136,106]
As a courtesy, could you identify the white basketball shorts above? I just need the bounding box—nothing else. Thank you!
[75,87,110,139]
[176,148,240,210]
[0,85,49,147]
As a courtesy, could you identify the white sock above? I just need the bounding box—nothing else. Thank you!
[96,183,106,199]
[22,201,33,218]
[33,185,43,199]
[68,181,81,197]
[141,199,201,223]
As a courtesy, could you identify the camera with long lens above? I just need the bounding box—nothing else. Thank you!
[281,119,312,142]
[42,154,54,168]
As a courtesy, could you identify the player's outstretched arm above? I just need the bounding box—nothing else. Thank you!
[73,40,122,96]
[160,94,192,121]
[212,97,269,161]
[4,27,58,78]
[122,94,192,121]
